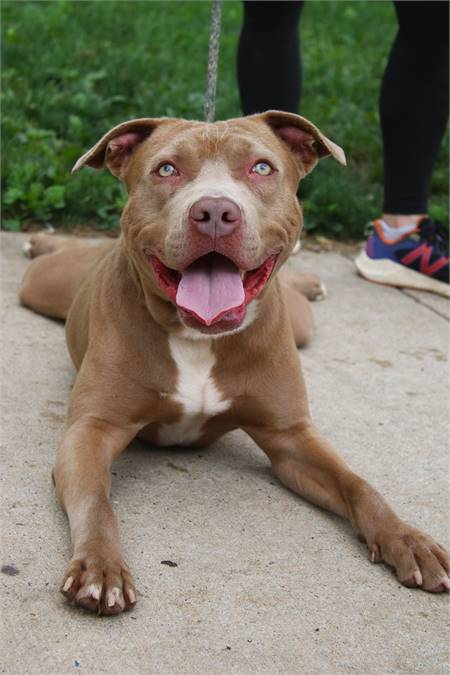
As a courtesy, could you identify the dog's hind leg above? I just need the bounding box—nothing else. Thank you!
[23,231,85,259]
[19,236,114,320]
[279,270,325,348]
[282,285,315,348]
[280,270,327,302]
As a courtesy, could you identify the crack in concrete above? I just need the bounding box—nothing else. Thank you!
[401,289,449,322]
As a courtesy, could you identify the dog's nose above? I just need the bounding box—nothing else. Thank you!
[189,197,241,239]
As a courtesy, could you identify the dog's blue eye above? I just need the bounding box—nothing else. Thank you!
[158,163,177,177]
[252,161,273,176]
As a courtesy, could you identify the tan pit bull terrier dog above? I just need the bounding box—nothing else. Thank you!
[19,111,449,615]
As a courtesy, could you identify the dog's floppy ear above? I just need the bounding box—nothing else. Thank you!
[71,118,166,178]
[258,110,346,175]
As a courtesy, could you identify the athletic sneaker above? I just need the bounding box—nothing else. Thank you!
[355,217,449,297]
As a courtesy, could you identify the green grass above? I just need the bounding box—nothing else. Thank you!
[2,0,448,238]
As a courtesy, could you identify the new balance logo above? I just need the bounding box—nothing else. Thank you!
[401,243,448,276]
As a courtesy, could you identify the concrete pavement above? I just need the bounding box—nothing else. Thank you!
[1,232,449,674]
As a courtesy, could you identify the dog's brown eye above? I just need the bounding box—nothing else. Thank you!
[251,161,273,176]
[157,163,177,177]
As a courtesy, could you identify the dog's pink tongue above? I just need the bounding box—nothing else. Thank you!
[176,254,245,325]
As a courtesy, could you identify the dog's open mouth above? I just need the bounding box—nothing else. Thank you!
[149,252,278,330]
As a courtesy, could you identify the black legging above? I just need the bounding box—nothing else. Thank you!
[238,1,449,215]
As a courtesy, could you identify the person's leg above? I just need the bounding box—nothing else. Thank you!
[380,1,449,228]
[238,1,304,115]
[356,1,449,296]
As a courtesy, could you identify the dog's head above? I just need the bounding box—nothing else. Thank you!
[73,112,345,335]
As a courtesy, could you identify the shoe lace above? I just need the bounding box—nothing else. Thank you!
[418,218,449,257]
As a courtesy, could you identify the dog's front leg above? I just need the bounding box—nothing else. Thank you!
[248,419,449,593]
[53,416,138,614]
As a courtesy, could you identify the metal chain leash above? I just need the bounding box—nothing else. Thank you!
[203,0,222,123]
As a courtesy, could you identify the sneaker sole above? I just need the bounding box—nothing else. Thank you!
[355,250,450,298]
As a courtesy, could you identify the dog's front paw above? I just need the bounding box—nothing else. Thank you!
[369,522,449,593]
[61,554,137,615]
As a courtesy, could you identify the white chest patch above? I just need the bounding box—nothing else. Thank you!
[158,335,231,446]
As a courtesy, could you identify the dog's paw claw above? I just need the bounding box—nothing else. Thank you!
[429,576,450,593]
[60,555,137,615]
[369,524,450,593]
[402,569,423,588]
[370,543,382,563]
[23,241,33,258]
[62,575,74,593]
[105,587,126,614]
[291,239,302,255]
[315,282,327,301]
